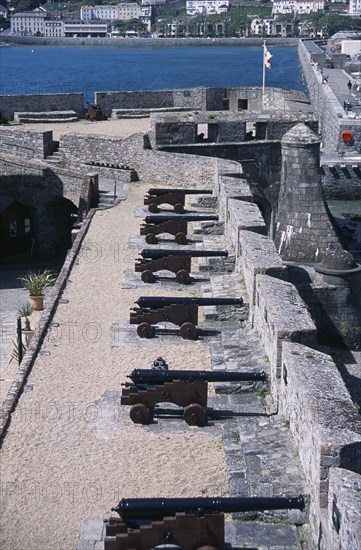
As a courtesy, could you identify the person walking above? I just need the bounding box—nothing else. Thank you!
[347,80,352,93]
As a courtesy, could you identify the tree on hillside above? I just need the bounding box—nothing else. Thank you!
[113,18,147,35]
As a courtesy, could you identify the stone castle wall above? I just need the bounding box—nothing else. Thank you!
[0,93,85,120]
[218,161,361,549]
[298,40,361,153]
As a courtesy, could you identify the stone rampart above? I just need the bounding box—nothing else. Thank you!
[0,126,53,159]
[280,343,361,547]
[219,164,360,548]
[327,468,361,550]
[321,164,361,200]
[237,230,286,314]
[298,40,361,152]
[252,275,317,385]
[0,93,85,121]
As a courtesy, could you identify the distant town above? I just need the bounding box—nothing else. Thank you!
[1,0,361,40]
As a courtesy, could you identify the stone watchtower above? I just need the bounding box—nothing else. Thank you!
[274,123,339,262]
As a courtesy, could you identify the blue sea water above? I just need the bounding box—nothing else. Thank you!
[0,44,304,102]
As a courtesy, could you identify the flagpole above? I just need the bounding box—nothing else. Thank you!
[262,40,266,110]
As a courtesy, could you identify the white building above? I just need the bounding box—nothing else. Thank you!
[11,12,45,35]
[93,5,119,20]
[80,6,95,20]
[81,3,141,21]
[117,3,141,19]
[63,20,108,37]
[341,40,361,56]
[186,0,229,16]
[141,0,166,4]
[250,17,274,36]
[272,0,324,14]
[44,20,64,37]
[349,0,361,13]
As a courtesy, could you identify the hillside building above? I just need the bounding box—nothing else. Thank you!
[186,0,229,16]
[272,0,324,14]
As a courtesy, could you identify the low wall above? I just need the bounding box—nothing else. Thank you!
[280,343,361,548]
[321,164,361,200]
[237,230,286,315]
[252,275,317,385]
[0,93,85,121]
[327,468,361,550]
[0,126,53,159]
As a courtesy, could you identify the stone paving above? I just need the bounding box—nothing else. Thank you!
[92,215,310,549]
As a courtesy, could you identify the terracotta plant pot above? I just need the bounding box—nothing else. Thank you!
[29,295,44,311]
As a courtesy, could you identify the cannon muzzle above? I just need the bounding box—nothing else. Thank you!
[135,296,243,308]
[144,214,219,223]
[147,188,213,196]
[112,496,305,523]
[129,368,266,384]
[140,249,228,259]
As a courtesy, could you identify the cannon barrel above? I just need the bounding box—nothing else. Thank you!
[112,496,305,521]
[135,296,243,308]
[129,368,266,384]
[147,188,213,196]
[144,214,219,223]
[140,249,228,259]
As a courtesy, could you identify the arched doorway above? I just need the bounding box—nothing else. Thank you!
[0,197,34,258]
[36,197,78,257]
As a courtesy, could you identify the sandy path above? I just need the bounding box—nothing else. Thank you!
[0,182,227,550]
[10,117,151,140]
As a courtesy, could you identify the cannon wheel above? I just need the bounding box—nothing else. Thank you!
[145,233,158,244]
[137,322,153,338]
[148,203,159,213]
[141,270,156,284]
[174,203,185,214]
[197,547,220,550]
[183,403,206,426]
[176,269,191,285]
[130,403,151,424]
[180,322,197,340]
[175,232,187,245]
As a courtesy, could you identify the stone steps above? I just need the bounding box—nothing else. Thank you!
[13,110,78,123]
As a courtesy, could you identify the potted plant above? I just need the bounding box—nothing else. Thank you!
[17,303,34,345]
[18,269,55,311]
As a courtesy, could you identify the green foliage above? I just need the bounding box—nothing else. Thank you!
[112,18,147,34]
[18,269,55,296]
[303,12,361,35]
[9,338,27,364]
[17,303,33,318]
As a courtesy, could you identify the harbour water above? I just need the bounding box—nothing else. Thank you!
[0,44,304,101]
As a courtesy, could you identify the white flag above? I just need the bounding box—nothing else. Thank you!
[264,45,272,69]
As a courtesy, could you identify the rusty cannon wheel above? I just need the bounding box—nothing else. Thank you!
[137,322,153,339]
[183,403,206,426]
[179,322,197,340]
[130,403,151,424]
[148,203,159,213]
[197,547,220,550]
[145,233,158,244]
[176,269,191,285]
[141,270,156,284]
[174,203,185,214]
[175,232,187,245]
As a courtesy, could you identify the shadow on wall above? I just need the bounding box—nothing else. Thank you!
[0,171,77,259]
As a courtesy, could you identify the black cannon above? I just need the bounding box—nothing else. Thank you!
[140,213,219,245]
[135,248,228,284]
[104,496,305,549]
[144,187,213,213]
[130,295,243,340]
[121,367,266,425]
